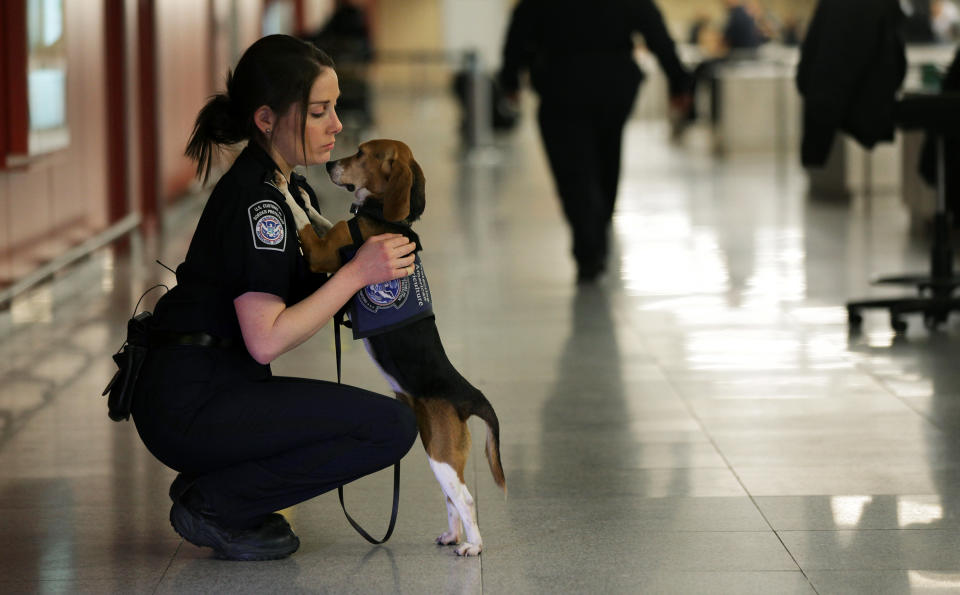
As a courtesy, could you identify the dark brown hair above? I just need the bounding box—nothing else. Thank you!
[185,34,335,183]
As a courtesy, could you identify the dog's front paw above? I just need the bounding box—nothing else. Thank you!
[454,542,482,556]
[436,531,460,546]
[270,171,288,192]
[310,214,334,234]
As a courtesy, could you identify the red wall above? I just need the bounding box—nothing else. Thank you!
[0,2,109,285]
[0,0,332,290]
[156,0,213,203]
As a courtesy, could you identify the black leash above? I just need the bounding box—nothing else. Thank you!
[334,306,401,545]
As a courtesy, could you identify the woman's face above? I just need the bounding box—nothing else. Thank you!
[272,68,343,169]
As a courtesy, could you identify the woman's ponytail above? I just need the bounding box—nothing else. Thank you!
[185,35,336,184]
[184,78,246,184]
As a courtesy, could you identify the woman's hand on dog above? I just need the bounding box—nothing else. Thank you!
[344,233,416,287]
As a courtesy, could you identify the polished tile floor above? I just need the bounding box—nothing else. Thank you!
[3,88,960,594]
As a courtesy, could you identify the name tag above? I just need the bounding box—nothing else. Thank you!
[340,247,434,339]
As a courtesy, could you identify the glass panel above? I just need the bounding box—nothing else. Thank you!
[262,0,295,36]
[26,0,69,154]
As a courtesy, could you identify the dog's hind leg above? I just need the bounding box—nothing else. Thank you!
[425,406,482,555]
[411,398,484,555]
[428,457,482,556]
[436,495,462,546]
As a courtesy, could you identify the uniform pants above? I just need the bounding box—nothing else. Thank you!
[132,344,418,529]
[537,82,639,273]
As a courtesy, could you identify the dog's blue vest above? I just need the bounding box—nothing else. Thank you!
[339,208,433,339]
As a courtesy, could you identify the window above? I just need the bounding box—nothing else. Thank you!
[1,0,68,168]
[26,0,68,155]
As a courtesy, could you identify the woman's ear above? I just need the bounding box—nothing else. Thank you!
[254,105,276,137]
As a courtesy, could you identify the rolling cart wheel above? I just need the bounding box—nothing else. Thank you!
[847,309,863,329]
[924,310,949,330]
[891,315,908,334]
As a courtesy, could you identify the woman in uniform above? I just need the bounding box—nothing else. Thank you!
[130,34,419,561]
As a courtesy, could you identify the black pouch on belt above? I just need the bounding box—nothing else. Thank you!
[102,311,152,421]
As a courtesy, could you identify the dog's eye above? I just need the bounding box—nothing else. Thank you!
[356,149,364,157]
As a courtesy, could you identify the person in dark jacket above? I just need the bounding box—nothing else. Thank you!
[305,0,374,129]
[498,0,692,283]
[723,0,764,51]
[796,0,906,167]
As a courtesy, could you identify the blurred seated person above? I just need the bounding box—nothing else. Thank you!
[305,0,373,128]
[688,11,712,46]
[932,0,960,42]
[901,0,936,43]
[677,0,766,134]
[781,14,804,46]
[307,0,371,59]
[723,0,765,54]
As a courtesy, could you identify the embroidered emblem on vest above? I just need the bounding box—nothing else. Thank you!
[359,278,407,311]
[340,247,434,339]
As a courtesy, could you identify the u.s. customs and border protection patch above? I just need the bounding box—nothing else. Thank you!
[340,246,434,339]
[249,199,286,251]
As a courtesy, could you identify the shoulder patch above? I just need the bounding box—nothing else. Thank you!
[248,199,286,251]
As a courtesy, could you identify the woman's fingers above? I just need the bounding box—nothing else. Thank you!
[352,233,418,285]
[368,233,416,256]
[387,251,417,280]
[384,235,417,257]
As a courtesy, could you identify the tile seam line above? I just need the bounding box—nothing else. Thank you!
[653,359,819,593]
[858,361,957,435]
[153,541,182,593]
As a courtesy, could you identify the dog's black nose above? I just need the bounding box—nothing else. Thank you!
[345,184,355,192]
[325,161,335,173]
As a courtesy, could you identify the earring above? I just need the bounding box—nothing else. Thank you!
[265,128,272,135]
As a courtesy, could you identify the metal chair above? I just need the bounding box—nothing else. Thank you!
[847,92,960,334]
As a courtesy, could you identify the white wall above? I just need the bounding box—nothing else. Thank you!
[442,0,508,71]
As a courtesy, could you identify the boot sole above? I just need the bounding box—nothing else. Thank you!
[170,502,299,561]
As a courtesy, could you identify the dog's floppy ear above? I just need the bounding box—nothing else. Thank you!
[406,158,426,222]
[381,149,414,222]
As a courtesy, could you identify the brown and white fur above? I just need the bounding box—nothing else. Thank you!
[271,139,505,556]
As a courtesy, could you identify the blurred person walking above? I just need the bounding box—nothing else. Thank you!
[498,0,692,283]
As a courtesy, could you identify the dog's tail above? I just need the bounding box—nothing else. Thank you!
[470,395,507,496]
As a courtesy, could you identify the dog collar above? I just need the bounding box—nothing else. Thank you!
[349,203,422,252]
[350,202,397,222]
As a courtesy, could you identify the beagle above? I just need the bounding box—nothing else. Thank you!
[271,139,505,556]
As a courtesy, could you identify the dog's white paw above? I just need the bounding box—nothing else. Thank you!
[454,542,482,556]
[436,531,459,546]
[270,171,288,191]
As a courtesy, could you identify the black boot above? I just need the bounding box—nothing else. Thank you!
[169,481,300,561]
[169,473,291,533]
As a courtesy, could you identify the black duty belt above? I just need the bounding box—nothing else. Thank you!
[148,331,234,349]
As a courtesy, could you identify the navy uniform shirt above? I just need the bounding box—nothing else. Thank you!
[153,142,326,352]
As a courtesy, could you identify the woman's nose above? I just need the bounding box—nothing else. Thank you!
[330,108,343,135]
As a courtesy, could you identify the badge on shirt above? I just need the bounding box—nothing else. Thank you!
[248,200,286,252]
